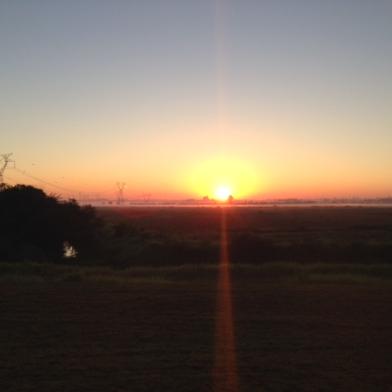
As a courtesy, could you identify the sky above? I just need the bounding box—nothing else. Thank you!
[1,0,391,199]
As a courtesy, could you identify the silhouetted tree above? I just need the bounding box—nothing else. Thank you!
[0,184,103,263]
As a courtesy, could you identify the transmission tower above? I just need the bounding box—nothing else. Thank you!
[116,182,126,204]
[0,153,14,185]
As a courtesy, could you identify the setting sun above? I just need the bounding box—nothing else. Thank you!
[214,185,232,201]
[187,156,260,200]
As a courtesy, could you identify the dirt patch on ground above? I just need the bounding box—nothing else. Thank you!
[1,280,391,391]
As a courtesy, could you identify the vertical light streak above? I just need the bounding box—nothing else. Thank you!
[213,207,239,392]
[213,3,239,388]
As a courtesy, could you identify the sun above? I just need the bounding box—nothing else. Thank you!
[214,185,232,202]
[187,156,261,200]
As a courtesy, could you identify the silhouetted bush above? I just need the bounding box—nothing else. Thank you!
[0,184,103,263]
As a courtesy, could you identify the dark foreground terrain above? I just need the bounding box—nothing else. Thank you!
[1,277,391,392]
[1,207,392,391]
[97,206,392,266]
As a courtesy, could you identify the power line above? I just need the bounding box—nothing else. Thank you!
[3,174,16,184]
[2,153,76,195]
[12,166,77,196]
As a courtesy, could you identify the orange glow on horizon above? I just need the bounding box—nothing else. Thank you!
[7,150,392,201]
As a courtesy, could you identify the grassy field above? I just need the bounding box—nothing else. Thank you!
[1,207,392,391]
[97,206,392,266]
[1,261,392,284]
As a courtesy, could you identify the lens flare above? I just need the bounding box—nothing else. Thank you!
[213,209,239,392]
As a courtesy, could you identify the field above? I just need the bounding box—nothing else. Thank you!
[97,206,392,266]
[1,207,392,391]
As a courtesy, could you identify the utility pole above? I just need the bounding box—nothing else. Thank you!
[116,182,126,205]
[0,153,14,186]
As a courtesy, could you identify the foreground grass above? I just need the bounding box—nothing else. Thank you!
[1,261,392,285]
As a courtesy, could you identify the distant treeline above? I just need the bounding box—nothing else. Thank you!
[1,184,392,266]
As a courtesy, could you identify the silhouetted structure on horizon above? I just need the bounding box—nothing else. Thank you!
[0,153,14,185]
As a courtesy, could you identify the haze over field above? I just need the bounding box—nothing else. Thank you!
[1,1,392,199]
